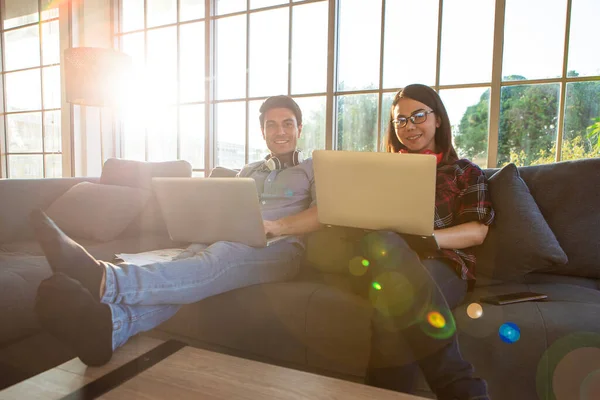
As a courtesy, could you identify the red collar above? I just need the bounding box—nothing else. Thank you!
[398,149,443,165]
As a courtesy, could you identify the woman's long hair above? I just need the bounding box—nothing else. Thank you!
[384,84,458,164]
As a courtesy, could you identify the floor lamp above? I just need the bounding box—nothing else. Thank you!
[64,47,132,169]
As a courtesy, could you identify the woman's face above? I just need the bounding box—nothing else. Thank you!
[393,98,440,153]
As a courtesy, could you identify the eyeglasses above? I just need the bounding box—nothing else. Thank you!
[392,110,434,129]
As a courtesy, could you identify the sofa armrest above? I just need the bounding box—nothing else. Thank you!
[0,177,98,243]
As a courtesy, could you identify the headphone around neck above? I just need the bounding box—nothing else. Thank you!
[265,150,304,171]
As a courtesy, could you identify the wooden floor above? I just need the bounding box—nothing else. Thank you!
[0,335,427,400]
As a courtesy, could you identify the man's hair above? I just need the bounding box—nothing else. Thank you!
[259,95,302,127]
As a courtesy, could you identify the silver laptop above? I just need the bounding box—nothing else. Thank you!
[152,177,276,247]
[313,150,438,244]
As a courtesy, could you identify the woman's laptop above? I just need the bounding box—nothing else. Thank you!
[312,150,440,251]
[152,177,282,247]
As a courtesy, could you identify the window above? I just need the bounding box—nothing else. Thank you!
[114,0,599,172]
[1,0,61,178]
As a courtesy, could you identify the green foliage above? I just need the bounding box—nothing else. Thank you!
[457,76,600,166]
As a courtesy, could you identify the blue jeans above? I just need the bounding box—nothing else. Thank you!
[100,240,303,350]
[360,232,485,398]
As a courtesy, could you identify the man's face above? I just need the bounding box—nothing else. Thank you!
[261,107,302,157]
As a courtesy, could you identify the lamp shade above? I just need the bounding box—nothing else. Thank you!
[64,47,132,107]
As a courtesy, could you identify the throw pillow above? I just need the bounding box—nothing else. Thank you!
[45,182,151,242]
[475,163,568,281]
[100,158,192,236]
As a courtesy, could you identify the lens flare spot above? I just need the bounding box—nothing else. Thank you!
[427,311,446,329]
[372,282,382,291]
[499,322,520,343]
[467,303,484,319]
[348,256,369,277]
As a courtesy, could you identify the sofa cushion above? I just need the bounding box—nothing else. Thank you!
[1,235,184,263]
[0,178,97,243]
[0,255,52,344]
[475,163,568,281]
[518,158,600,278]
[100,158,192,236]
[45,182,151,242]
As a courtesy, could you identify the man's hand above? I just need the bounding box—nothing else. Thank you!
[263,219,284,238]
[171,243,208,260]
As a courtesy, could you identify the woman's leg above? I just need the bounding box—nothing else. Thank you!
[366,257,468,393]
[361,231,488,400]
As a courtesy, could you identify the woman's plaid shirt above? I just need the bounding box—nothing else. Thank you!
[430,159,495,281]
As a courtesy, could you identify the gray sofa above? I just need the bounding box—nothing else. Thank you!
[1,157,600,400]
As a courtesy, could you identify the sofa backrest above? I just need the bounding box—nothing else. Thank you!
[0,177,97,243]
[512,158,600,278]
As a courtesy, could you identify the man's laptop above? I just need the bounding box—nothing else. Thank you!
[152,177,283,247]
[313,150,440,252]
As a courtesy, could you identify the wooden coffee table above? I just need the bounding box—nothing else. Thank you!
[0,336,427,399]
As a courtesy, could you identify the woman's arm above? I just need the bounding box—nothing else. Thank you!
[434,221,489,250]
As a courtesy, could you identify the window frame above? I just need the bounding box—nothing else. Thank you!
[111,0,600,174]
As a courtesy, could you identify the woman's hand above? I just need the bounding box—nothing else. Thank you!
[434,221,489,250]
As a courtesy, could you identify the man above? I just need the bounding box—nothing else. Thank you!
[32,95,321,366]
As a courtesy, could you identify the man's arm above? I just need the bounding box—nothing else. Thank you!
[263,206,322,237]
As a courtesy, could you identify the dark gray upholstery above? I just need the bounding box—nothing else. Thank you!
[1,158,600,400]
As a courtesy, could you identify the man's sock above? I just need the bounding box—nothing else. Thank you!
[30,209,104,300]
[35,273,113,367]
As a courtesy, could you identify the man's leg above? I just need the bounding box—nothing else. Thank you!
[361,231,488,400]
[30,210,303,307]
[35,273,181,365]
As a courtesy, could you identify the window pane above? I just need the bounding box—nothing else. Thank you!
[383,0,438,88]
[42,21,60,65]
[380,92,394,151]
[147,27,178,105]
[562,81,600,160]
[45,154,62,178]
[249,9,289,97]
[440,0,494,85]
[180,0,205,21]
[8,155,43,179]
[4,25,41,71]
[337,94,378,151]
[216,16,247,100]
[295,96,326,157]
[147,107,177,161]
[147,0,177,28]
[180,104,205,169]
[216,102,246,169]
[7,112,43,152]
[503,0,567,81]
[498,83,560,166]
[122,118,146,161]
[251,0,287,9]
[248,100,269,163]
[41,0,59,21]
[121,0,145,32]
[338,0,381,91]
[6,69,42,112]
[216,0,246,15]
[43,66,61,109]
[3,0,39,30]
[440,87,490,168]
[567,0,600,77]
[44,110,61,152]
[180,22,205,103]
[292,2,328,94]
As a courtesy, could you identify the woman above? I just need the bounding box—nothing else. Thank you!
[362,84,495,400]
